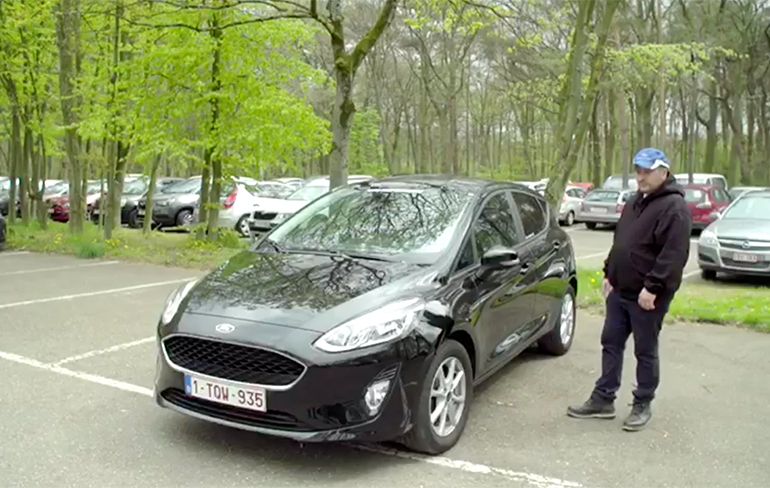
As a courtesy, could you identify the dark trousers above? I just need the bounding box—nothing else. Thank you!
[591,290,669,405]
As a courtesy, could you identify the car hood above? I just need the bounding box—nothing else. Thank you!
[253,197,307,214]
[181,250,437,332]
[711,219,770,240]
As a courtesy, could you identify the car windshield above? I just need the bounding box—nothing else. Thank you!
[266,185,473,264]
[684,189,705,203]
[586,191,619,202]
[722,195,770,220]
[603,176,637,190]
[288,184,328,201]
[124,179,147,195]
[162,178,200,194]
[86,182,104,194]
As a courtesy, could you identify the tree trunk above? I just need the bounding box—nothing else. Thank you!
[618,95,630,189]
[205,16,223,238]
[8,108,21,225]
[704,79,718,173]
[56,0,84,234]
[590,96,601,187]
[143,154,161,235]
[36,135,49,228]
[604,88,617,181]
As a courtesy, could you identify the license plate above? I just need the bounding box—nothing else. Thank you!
[184,374,266,412]
[591,207,608,213]
[733,252,759,263]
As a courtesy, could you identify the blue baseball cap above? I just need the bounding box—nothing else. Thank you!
[633,147,670,170]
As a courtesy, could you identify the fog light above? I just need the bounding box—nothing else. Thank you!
[364,379,391,415]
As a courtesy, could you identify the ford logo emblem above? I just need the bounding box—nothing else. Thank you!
[215,323,236,334]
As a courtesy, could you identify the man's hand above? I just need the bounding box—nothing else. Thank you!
[602,278,613,300]
[638,288,656,310]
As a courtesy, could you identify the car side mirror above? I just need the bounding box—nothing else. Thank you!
[708,211,721,222]
[480,246,519,269]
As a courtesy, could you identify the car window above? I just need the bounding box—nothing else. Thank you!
[685,189,705,203]
[511,192,546,238]
[709,177,726,189]
[473,192,520,257]
[713,188,731,203]
[587,190,620,202]
[456,237,476,271]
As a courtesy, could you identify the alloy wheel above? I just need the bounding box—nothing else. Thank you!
[429,357,467,438]
[560,292,575,345]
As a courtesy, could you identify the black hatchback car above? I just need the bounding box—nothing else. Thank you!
[154,176,578,454]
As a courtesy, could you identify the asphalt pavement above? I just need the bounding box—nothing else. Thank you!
[1,250,768,488]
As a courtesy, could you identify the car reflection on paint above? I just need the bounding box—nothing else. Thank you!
[154,175,578,455]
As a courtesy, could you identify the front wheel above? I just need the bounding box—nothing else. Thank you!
[539,285,576,356]
[585,222,597,230]
[400,339,473,455]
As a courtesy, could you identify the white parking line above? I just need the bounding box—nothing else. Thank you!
[0,278,194,310]
[53,336,155,366]
[683,269,701,280]
[0,350,154,396]
[353,444,582,488]
[0,251,30,257]
[0,260,120,277]
[0,348,585,488]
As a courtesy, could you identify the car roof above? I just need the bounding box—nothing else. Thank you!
[684,183,716,190]
[372,174,542,196]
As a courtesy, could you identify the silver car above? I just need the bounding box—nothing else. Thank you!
[577,189,635,230]
[697,189,770,279]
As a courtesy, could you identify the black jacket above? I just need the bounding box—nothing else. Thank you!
[603,176,692,301]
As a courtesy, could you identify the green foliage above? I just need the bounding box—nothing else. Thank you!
[578,269,770,332]
[348,108,384,174]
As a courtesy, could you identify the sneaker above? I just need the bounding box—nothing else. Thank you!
[567,397,615,419]
[622,402,651,431]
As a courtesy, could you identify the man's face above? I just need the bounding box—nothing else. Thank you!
[635,166,668,194]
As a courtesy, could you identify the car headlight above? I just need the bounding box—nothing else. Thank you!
[160,280,198,325]
[699,229,718,247]
[314,298,425,353]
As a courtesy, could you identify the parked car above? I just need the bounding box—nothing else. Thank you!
[154,175,578,455]
[601,174,638,191]
[697,189,770,279]
[683,184,732,231]
[249,175,374,232]
[273,177,305,191]
[559,186,587,226]
[138,177,201,229]
[675,172,728,191]
[93,177,184,227]
[49,181,105,223]
[198,178,269,236]
[577,188,635,229]
[728,186,767,200]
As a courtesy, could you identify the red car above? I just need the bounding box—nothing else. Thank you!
[49,183,104,223]
[683,184,732,230]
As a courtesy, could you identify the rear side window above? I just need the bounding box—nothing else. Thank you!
[512,192,546,238]
[586,191,620,202]
[474,192,520,256]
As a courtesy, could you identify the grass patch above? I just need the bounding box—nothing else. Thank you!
[7,221,246,270]
[577,269,770,333]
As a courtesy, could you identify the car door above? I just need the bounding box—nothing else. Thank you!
[462,191,540,376]
[510,191,559,340]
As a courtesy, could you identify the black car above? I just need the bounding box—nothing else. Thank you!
[138,177,200,228]
[154,176,578,454]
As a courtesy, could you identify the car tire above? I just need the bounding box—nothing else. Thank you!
[236,215,250,237]
[127,208,140,228]
[176,209,193,227]
[400,339,474,455]
[538,285,576,356]
[701,269,717,281]
[585,222,597,230]
[565,211,575,226]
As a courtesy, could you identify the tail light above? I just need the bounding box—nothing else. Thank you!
[223,188,237,209]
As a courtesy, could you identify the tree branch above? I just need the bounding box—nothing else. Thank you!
[349,0,397,72]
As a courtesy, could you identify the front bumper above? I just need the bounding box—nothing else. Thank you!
[154,314,433,442]
[698,242,770,276]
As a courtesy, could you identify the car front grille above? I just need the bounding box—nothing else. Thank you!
[162,335,305,386]
[252,211,277,220]
[160,388,312,431]
[718,239,770,251]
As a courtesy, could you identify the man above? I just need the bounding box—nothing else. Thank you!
[567,148,692,431]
